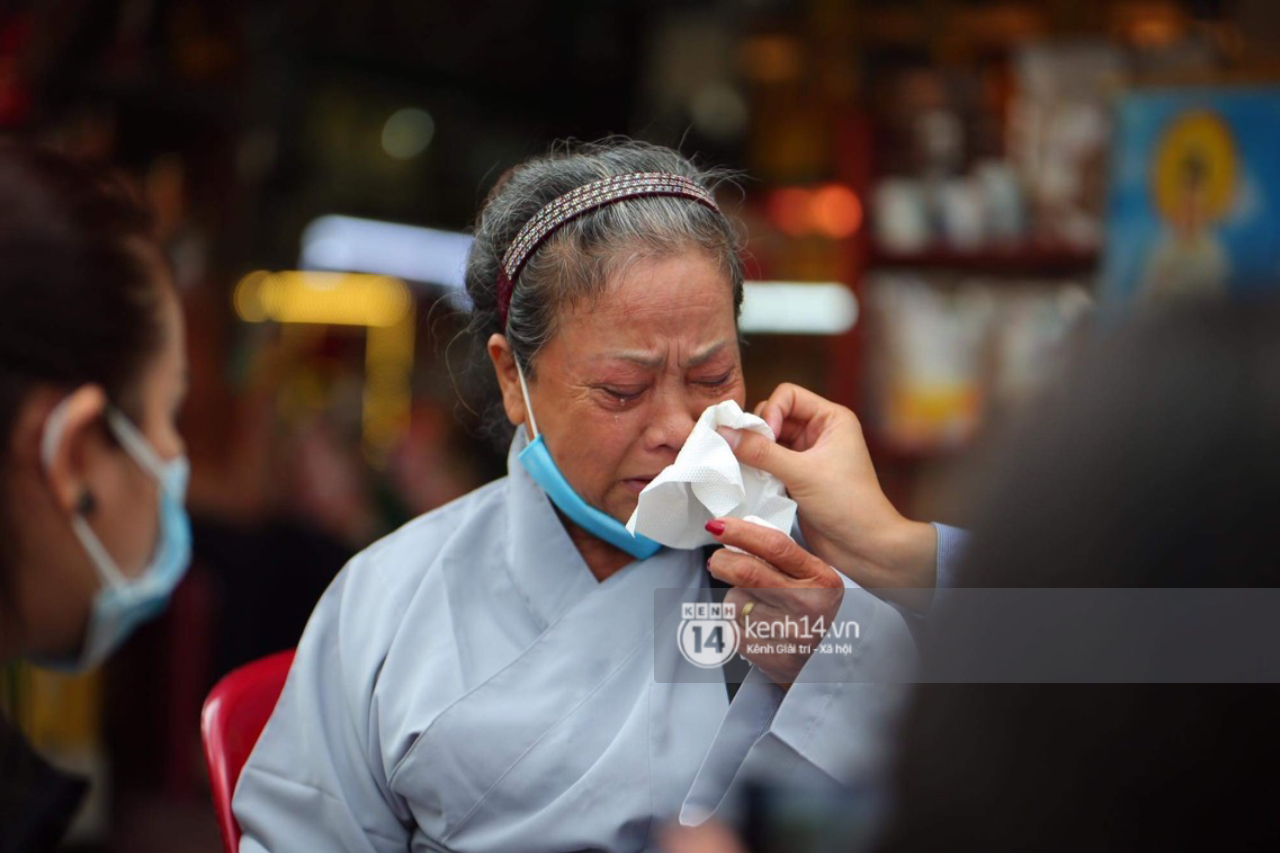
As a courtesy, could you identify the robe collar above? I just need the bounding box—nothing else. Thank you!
[502,429,657,632]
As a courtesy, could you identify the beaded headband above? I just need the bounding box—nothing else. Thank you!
[495,171,720,327]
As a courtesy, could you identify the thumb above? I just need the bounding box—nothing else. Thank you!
[716,426,804,488]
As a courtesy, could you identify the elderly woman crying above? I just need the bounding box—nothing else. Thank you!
[233,140,915,853]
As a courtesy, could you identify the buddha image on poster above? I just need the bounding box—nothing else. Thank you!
[1100,88,1280,311]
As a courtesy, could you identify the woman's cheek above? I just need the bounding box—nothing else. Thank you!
[597,410,644,461]
[596,412,648,484]
[565,409,621,458]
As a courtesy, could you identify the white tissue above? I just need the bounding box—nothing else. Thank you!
[626,400,797,549]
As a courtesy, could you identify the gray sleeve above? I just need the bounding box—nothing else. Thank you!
[681,579,917,824]
[930,523,970,612]
[233,556,412,853]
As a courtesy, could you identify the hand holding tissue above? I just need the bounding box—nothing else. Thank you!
[626,400,798,549]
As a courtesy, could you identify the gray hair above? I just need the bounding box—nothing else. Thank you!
[458,139,746,448]
[465,140,745,380]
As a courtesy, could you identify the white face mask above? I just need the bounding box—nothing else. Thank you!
[36,396,192,672]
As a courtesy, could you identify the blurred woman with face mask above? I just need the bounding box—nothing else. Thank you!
[0,143,191,852]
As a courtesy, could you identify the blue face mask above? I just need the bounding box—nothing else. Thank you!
[516,363,662,560]
[38,399,193,672]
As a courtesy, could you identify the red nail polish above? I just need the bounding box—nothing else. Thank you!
[705,520,726,536]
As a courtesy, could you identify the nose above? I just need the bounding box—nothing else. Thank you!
[642,385,699,455]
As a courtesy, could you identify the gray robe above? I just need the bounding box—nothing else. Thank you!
[233,432,914,852]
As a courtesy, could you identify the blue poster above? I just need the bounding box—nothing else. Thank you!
[1100,87,1280,310]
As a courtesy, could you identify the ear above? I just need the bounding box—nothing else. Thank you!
[486,334,528,432]
[30,384,110,514]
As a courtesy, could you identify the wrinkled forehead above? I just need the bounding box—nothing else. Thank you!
[550,258,741,367]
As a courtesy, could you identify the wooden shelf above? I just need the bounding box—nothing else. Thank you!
[866,244,1099,277]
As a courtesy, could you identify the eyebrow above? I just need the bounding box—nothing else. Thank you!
[606,341,729,370]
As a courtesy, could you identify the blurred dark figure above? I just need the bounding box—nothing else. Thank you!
[0,143,185,851]
[876,296,1280,853]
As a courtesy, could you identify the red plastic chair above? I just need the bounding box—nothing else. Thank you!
[201,650,295,853]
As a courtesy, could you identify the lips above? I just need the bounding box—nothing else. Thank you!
[623,476,656,494]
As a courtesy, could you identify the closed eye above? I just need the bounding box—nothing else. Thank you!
[601,386,644,403]
[695,370,734,388]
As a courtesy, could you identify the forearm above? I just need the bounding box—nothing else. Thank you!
[835,518,939,614]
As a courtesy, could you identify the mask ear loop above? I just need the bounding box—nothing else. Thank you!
[104,408,167,482]
[39,396,74,473]
[39,396,129,589]
[69,516,128,589]
[515,359,540,440]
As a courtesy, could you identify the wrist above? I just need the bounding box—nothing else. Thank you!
[864,517,939,612]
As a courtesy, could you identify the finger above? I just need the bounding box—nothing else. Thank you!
[723,586,762,618]
[708,548,793,589]
[755,399,784,438]
[743,583,820,614]
[760,383,831,437]
[727,585,813,618]
[728,591,792,640]
[714,426,805,488]
[729,583,841,637]
[775,412,818,450]
[707,517,831,582]
[724,589,788,644]
[763,383,856,452]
